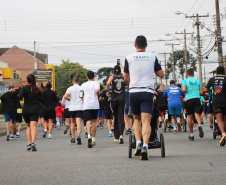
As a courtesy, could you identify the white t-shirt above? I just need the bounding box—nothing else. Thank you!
[66,84,83,111]
[81,81,100,110]
[61,97,70,109]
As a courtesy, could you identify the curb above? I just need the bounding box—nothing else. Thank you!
[0,126,27,137]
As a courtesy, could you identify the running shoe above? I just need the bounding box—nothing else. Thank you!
[85,132,88,138]
[119,135,124,144]
[109,132,112,137]
[91,141,96,146]
[219,133,226,146]
[173,129,177,134]
[70,138,75,143]
[75,127,77,130]
[193,127,197,131]
[77,137,82,145]
[188,135,194,141]
[16,134,20,138]
[111,127,114,132]
[14,129,17,135]
[134,143,142,156]
[101,126,104,129]
[11,135,15,140]
[64,125,70,134]
[198,126,204,138]
[43,131,47,138]
[27,144,32,151]
[159,121,162,128]
[114,138,119,142]
[125,129,131,135]
[177,123,181,131]
[6,134,10,141]
[210,125,213,130]
[140,146,149,160]
[31,143,37,151]
[88,137,92,148]
[48,134,52,139]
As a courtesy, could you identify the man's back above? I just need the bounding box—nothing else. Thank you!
[1,90,20,112]
[164,85,184,107]
[66,84,83,111]
[182,77,202,101]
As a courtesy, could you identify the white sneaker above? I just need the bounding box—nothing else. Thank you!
[114,138,119,142]
[48,134,52,139]
[119,135,124,144]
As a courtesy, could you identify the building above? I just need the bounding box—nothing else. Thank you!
[0,45,47,83]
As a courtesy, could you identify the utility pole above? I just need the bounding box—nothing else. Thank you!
[159,52,171,85]
[204,65,206,83]
[176,29,193,78]
[34,41,37,70]
[165,43,180,82]
[160,61,162,84]
[186,14,209,84]
[215,0,223,66]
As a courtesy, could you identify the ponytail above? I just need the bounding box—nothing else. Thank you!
[27,74,40,94]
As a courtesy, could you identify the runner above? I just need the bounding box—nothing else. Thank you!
[16,99,24,138]
[100,83,113,137]
[42,83,58,139]
[61,95,71,135]
[182,68,204,141]
[0,85,20,141]
[81,71,100,148]
[106,65,126,144]
[97,86,105,129]
[124,85,132,135]
[124,35,164,160]
[164,80,185,133]
[64,75,83,145]
[18,74,42,151]
[205,66,226,146]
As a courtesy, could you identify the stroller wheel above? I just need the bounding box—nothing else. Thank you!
[164,119,168,132]
[213,130,217,139]
[128,132,132,158]
[160,133,165,158]
[183,120,187,132]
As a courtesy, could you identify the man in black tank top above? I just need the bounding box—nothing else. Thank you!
[106,65,126,144]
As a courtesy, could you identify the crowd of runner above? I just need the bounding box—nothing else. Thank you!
[1,35,226,160]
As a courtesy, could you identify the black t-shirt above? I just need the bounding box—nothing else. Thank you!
[1,89,20,112]
[42,89,58,107]
[111,75,126,102]
[157,90,168,108]
[18,85,41,106]
[206,75,226,107]
[98,94,105,110]
[100,90,111,110]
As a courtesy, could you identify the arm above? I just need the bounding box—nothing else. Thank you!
[95,82,100,95]
[204,79,211,93]
[199,80,203,95]
[154,57,164,78]
[181,89,185,98]
[18,86,24,100]
[106,76,114,91]
[182,85,186,93]
[123,59,130,86]
[64,93,70,101]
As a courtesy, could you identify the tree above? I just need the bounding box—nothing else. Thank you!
[55,59,89,96]
[167,50,197,80]
[96,67,113,84]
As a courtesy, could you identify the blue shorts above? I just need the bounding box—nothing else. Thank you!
[204,107,209,115]
[130,92,154,115]
[97,110,105,118]
[4,111,17,123]
[168,107,181,117]
[124,106,130,115]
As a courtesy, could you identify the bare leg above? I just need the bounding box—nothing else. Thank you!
[107,119,112,132]
[41,118,45,128]
[6,122,10,134]
[44,120,48,130]
[18,122,21,132]
[70,118,75,138]
[188,114,194,134]
[26,123,31,144]
[141,113,152,144]
[215,113,225,134]
[194,113,202,126]
[30,121,37,143]
[92,119,97,137]
[48,119,54,134]
[124,114,129,130]
[11,123,16,135]
[76,118,82,137]
[86,120,92,135]
[133,114,141,142]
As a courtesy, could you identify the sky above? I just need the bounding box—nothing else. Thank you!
[0,0,226,83]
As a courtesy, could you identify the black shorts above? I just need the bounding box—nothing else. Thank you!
[39,108,44,118]
[69,111,83,118]
[43,106,56,120]
[64,108,70,118]
[185,98,202,115]
[84,110,98,121]
[105,108,113,119]
[209,104,213,114]
[213,107,226,115]
[159,105,168,112]
[17,113,23,123]
[130,92,154,115]
[23,104,40,123]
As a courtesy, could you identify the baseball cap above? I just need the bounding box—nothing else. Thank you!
[8,85,14,90]
[114,65,121,75]
[170,80,175,84]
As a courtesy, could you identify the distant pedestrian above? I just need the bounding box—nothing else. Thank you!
[55,102,64,130]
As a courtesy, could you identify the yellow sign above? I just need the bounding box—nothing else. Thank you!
[46,65,55,91]
[0,68,22,83]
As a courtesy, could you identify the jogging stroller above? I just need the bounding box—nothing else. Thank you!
[128,97,165,158]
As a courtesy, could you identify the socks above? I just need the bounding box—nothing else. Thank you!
[16,132,19,135]
[176,118,180,123]
[109,131,112,134]
[190,133,194,137]
[88,134,91,138]
[222,132,225,136]
[172,119,176,129]
[92,137,95,142]
[143,143,148,149]
[136,140,141,146]
[44,129,47,132]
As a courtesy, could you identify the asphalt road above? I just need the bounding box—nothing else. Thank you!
[0,121,226,185]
